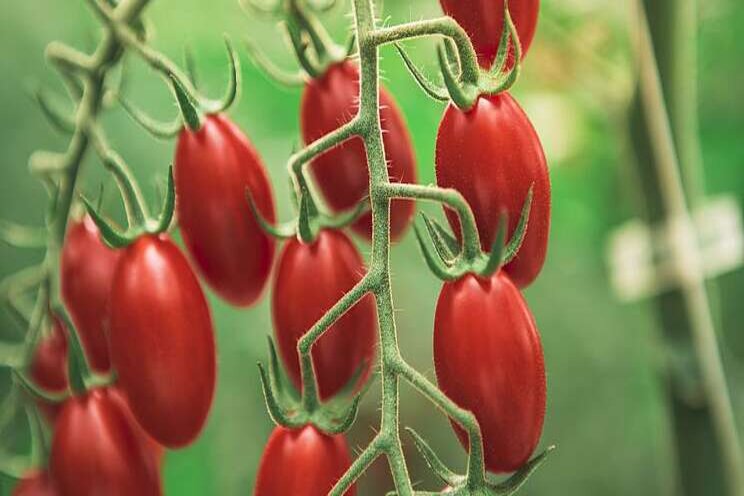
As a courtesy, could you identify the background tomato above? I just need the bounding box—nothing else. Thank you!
[272,229,377,400]
[433,272,546,473]
[175,113,276,307]
[12,470,57,496]
[109,235,216,448]
[436,92,550,288]
[29,316,68,422]
[60,215,121,373]
[50,388,161,496]
[254,425,355,496]
[440,0,540,69]
[301,61,417,241]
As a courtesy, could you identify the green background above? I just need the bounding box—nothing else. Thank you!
[1,0,743,494]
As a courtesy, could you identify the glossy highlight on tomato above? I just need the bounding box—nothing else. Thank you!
[50,388,161,496]
[440,0,540,69]
[30,316,68,422]
[433,272,546,473]
[175,113,276,307]
[60,215,121,373]
[301,61,417,241]
[13,470,57,496]
[109,235,216,448]
[435,92,550,288]
[272,229,377,400]
[254,425,355,496]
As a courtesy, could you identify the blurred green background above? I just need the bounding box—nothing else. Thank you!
[1,0,743,494]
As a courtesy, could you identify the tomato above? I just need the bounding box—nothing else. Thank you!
[109,235,216,448]
[301,61,417,241]
[440,0,540,69]
[435,92,550,288]
[60,215,121,373]
[255,425,355,496]
[433,272,546,473]
[29,316,68,422]
[175,113,276,307]
[13,471,57,496]
[272,229,377,400]
[49,388,161,496]
[108,388,165,467]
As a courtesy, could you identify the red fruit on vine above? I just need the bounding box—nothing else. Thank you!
[301,61,417,241]
[272,229,377,400]
[435,92,550,288]
[60,215,121,373]
[254,425,355,496]
[29,316,68,422]
[175,113,276,307]
[109,235,216,448]
[440,0,540,69]
[50,388,162,496]
[433,272,546,473]
[13,470,57,496]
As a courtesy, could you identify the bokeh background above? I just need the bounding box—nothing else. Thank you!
[1,0,743,494]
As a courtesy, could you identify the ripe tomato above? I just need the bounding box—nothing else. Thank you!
[254,425,355,496]
[109,235,216,448]
[272,230,377,400]
[301,61,417,241]
[49,388,162,496]
[13,470,57,496]
[29,316,68,422]
[60,215,121,373]
[440,0,540,69]
[435,92,550,288]
[175,113,276,307]
[434,272,545,473]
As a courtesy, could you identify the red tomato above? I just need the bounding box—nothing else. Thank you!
[255,425,355,496]
[301,61,417,241]
[175,113,276,307]
[49,388,162,496]
[13,470,57,496]
[109,235,216,448]
[29,316,68,422]
[272,230,377,400]
[60,215,121,373]
[434,272,546,473]
[440,0,540,69]
[435,92,550,288]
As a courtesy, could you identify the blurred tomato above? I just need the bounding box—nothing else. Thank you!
[13,470,57,496]
[30,316,68,422]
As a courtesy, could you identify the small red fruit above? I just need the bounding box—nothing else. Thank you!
[29,316,68,422]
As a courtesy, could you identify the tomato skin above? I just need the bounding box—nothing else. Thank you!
[109,235,216,448]
[60,215,121,373]
[433,272,546,473]
[440,0,540,68]
[272,230,377,400]
[435,92,550,288]
[49,388,162,496]
[13,471,57,496]
[255,425,355,496]
[301,61,417,241]
[175,113,276,307]
[29,317,68,422]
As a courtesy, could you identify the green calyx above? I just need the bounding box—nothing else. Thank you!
[414,188,533,282]
[257,337,365,435]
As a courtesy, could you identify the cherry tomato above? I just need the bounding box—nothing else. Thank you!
[175,113,276,307]
[434,271,546,473]
[272,229,377,400]
[254,425,355,496]
[50,388,161,496]
[13,470,57,496]
[29,316,68,422]
[440,0,540,69]
[435,92,550,288]
[301,61,417,241]
[109,235,216,448]
[60,215,121,373]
